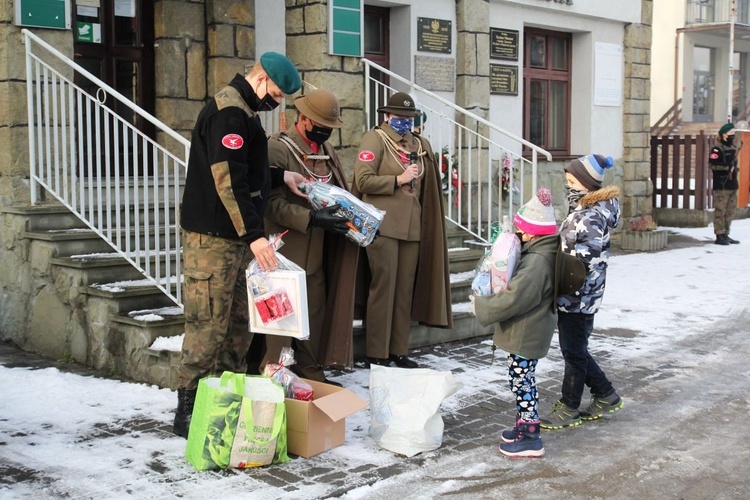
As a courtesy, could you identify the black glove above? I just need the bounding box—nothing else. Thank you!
[309,204,350,235]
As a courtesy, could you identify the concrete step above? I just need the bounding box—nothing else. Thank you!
[84,279,177,313]
[51,250,180,283]
[26,223,180,257]
[6,202,179,232]
[447,248,485,273]
[2,204,89,231]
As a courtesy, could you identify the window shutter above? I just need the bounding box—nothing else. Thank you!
[329,0,362,57]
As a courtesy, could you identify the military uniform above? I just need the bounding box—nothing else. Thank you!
[262,125,358,378]
[353,121,453,360]
[709,139,739,238]
[178,74,285,390]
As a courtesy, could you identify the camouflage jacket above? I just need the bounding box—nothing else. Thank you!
[556,185,621,315]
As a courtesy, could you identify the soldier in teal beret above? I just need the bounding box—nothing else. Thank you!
[174,52,304,438]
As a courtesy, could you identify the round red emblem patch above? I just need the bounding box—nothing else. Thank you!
[222,134,244,150]
[358,150,375,162]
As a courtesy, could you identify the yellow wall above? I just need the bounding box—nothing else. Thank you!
[650,0,685,125]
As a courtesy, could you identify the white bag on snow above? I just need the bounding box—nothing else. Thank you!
[369,365,462,457]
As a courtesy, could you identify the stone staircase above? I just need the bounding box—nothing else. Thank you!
[2,203,491,389]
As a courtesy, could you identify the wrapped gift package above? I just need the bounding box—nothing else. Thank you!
[471,232,521,296]
[299,181,384,247]
[247,268,309,339]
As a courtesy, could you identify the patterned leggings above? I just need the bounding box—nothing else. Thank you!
[507,354,539,422]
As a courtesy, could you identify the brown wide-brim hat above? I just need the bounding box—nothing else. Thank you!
[377,91,420,117]
[294,89,344,129]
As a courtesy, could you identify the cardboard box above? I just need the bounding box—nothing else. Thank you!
[284,379,368,458]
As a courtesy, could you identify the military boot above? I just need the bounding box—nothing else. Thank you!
[172,388,197,439]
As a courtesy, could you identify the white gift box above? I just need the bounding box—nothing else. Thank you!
[247,268,310,340]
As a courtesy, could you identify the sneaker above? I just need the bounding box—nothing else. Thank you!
[498,421,544,458]
[540,400,581,429]
[579,392,624,421]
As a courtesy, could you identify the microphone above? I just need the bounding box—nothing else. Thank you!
[409,152,417,190]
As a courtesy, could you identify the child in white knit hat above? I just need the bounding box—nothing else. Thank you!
[472,188,558,458]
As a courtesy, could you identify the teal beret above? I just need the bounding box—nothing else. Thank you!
[719,122,735,135]
[259,52,301,95]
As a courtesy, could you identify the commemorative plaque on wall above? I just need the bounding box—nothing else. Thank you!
[490,28,519,61]
[417,17,452,54]
[490,64,518,96]
[415,55,455,92]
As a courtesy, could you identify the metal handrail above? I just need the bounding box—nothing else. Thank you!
[362,58,551,242]
[23,29,189,305]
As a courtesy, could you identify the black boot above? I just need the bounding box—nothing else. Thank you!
[715,234,730,246]
[389,354,419,368]
[173,388,197,439]
[727,235,740,244]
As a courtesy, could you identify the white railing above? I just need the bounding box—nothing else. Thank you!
[362,59,552,243]
[23,29,190,305]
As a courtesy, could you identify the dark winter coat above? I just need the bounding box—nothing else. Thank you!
[181,74,283,242]
[557,185,621,315]
[709,140,739,191]
[473,234,558,360]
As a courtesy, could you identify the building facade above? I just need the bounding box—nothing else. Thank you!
[652,0,750,126]
[0,0,652,218]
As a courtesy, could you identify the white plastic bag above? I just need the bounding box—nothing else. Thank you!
[369,365,462,457]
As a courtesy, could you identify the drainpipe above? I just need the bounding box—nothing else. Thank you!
[728,0,736,122]
[674,30,679,104]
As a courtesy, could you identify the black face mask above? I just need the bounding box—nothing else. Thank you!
[254,80,280,112]
[724,135,735,146]
[305,123,333,145]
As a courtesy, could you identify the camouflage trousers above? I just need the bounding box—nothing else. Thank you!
[713,189,737,235]
[178,230,254,390]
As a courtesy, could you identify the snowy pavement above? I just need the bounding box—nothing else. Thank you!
[2,221,750,499]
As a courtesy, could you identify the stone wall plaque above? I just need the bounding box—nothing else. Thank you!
[490,64,518,96]
[490,28,519,61]
[417,17,452,54]
[415,55,455,92]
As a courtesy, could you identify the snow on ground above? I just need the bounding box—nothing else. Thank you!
[2,220,750,499]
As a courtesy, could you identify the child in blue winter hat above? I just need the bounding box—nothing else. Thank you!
[541,154,624,431]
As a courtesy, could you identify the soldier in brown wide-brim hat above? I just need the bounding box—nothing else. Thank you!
[259,87,359,382]
[377,92,421,117]
[294,89,344,129]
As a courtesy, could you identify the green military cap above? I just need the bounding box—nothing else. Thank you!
[719,122,735,135]
[259,52,302,95]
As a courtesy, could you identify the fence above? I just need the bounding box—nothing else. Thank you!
[650,133,713,210]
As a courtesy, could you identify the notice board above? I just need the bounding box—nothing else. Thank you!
[15,0,71,29]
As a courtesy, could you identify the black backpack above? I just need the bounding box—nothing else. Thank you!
[554,239,586,308]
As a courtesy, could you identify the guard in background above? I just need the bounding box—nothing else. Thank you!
[352,92,453,368]
[709,122,741,245]
[261,89,359,383]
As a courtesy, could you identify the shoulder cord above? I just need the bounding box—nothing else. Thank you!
[374,128,426,179]
[277,133,333,183]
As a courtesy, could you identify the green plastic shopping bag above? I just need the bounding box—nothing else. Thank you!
[185,371,289,470]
